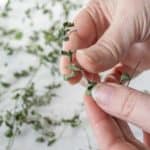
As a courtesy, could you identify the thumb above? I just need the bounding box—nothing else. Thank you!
[92,83,150,133]
[76,19,136,73]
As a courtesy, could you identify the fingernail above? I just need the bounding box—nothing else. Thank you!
[92,83,114,105]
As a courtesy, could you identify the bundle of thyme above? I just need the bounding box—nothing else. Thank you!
[61,21,99,96]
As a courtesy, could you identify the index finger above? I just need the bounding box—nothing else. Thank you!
[59,7,97,84]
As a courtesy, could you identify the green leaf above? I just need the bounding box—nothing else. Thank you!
[63,22,74,28]
[47,138,56,146]
[14,70,29,78]
[62,115,81,127]
[63,72,76,81]
[13,93,20,100]
[36,137,45,143]
[67,64,81,72]
[63,35,69,41]
[60,22,75,41]
[5,129,13,138]
[120,73,131,83]
[1,82,11,88]
[0,116,3,126]
[61,50,73,62]
[32,121,42,131]
[85,81,97,96]
[15,31,23,40]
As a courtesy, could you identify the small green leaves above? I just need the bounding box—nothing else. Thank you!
[63,22,74,28]
[15,31,23,40]
[47,138,56,146]
[63,72,76,81]
[1,82,11,88]
[67,64,81,72]
[61,50,80,81]
[5,129,13,138]
[0,116,3,127]
[61,49,97,97]
[36,137,45,143]
[62,115,81,128]
[61,50,73,62]
[14,70,29,78]
[63,64,80,80]
[60,21,75,41]
[61,50,72,55]
[85,81,97,96]
[120,73,131,84]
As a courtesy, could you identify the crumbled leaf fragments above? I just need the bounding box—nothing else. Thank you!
[5,129,13,138]
[15,31,23,40]
[1,82,11,88]
[85,81,97,96]
[14,70,29,78]
[61,50,81,81]
[63,22,74,28]
[48,138,56,146]
[67,64,81,72]
[0,116,3,126]
[61,50,73,62]
[60,21,74,41]
[63,72,76,81]
[120,72,131,84]
[62,115,81,128]
[36,137,45,143]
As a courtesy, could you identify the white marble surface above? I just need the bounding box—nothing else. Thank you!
[0,71,149,150]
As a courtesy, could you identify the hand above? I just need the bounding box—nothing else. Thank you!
[60,0,150,84]
[59,0,150,149]
[84,83,150,150]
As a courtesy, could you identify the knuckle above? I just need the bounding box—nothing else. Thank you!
[97,38,121,63]
[86,0,108,38]
[120,89,137,119]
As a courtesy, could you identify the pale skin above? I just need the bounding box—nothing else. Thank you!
[60,0,150,149]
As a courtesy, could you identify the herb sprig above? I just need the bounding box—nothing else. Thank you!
[61,22,74,41]
[61,21,97,95]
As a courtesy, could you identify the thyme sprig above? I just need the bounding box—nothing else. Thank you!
[61,50,73,62]
[67,64,81,72]
[61,50,81,81]
[120,73,131,84]
[61,21,98,95]
[85,81,97,96]
[120,60,142,86]
[61,21,74,41]
[63,72,76,81]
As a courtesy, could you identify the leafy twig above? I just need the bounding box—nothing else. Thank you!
[120,60,142,86]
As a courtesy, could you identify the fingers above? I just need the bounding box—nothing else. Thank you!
[59,8,97,84]
[115,119,146,149]
[84,95,125,150]
[114,119,135,140]
[104,63,141,84]
[116,119,147,150]
[76,17,136,73]
[92,83,150,134]
[144,132,150,147]
[84,96,139,150]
